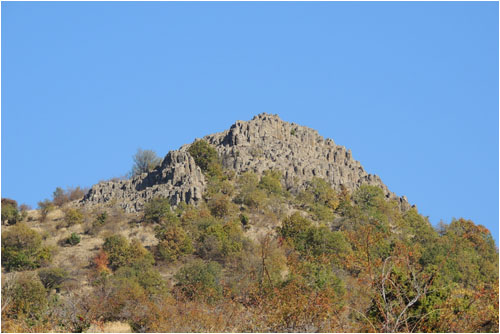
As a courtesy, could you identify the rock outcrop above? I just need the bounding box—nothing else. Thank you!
[80,113,410,212]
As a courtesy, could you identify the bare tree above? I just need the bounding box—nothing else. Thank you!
[131,148,161,177]
[376,255,434,332]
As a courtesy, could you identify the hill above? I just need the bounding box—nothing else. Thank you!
[1,114,498,333]
[81,113,410,212]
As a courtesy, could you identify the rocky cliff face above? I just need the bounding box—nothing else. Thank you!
[81,113,410,212]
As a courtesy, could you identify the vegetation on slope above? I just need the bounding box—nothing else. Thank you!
[1,140,498,333]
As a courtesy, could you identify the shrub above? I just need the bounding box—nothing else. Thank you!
[197,222,244,262]
[297,178,339,221]
[131,148,161,177]
[155,226,193,262]
[279,213,349,258]
[352,185,385,211]
[188,140,222,178]
[92,250,111,274]
[90,212,109,234]
[1,224,53,271]
[144,197,176,224]
[114,265,167,297]
[2,198,20,225]
[102,235,130,270]
[66,233,81,246]
[95,212,108,226]
[53,187,68,207]
[2,273,48,318]
[297,261,345,293]
[309,178,338,209]
[258,170,283,195]
[240,214,249,226]
[174,259,223,302]
[279,212,312,241]
[68,186,86,201]
[38,199,55,222]
[234,172,267,208]
[53,186,88,207]
[63,208,84,226]
[38,267,69,290]
[207,193,235,218]
[103,235,154,270]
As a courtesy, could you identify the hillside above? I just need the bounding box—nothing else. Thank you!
[1,114,498,333]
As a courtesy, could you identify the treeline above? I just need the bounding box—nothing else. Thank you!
[1,140,498,332]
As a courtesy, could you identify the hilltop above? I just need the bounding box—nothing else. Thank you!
[81,113,411,212]
[1,114,497,333]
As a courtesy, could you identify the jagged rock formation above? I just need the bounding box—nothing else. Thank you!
[81,113,410,212]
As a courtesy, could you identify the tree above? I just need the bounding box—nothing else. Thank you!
[53,187,68,206]
[37,199,55,222]
[2,198,20,225]
[131,148,161,177]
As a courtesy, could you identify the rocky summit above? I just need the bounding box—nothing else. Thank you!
[81,113,410,212]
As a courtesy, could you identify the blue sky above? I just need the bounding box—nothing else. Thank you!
[2,2,498,242]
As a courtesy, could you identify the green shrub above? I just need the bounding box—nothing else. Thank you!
[234,172,267,208]
[197,222,244,262]
[2,273,48,318]
[258,170,283,195]
[155,226,193,262]
[1,224,53,271]
[114,265,167,297]
[207,193,235,218]
[309,178,338,208]
[66,232,81,246]
[188,140,223,178]
[144,197,176,224]
[279,213,349,258]
[93,212,108,228]
[296,178,338,221]
[352,185,385,211]
[174,259,222,302]
[1,198,20,225]
[240,213,249,226]
[64,208,84,226]
[279,212,312,241]
[38,267,69,290]
[103,235,154,270]
[102,235,130,269]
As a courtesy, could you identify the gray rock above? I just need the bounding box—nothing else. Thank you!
[79,113,411,212]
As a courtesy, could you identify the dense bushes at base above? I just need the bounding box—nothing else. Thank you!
[2,172,498,333]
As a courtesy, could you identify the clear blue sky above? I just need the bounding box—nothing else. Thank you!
[2,2,498,242]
